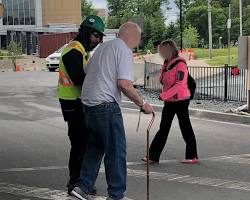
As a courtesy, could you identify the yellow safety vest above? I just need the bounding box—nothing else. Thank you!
[57,41,90,100]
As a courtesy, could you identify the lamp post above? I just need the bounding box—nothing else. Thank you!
[239,0,242,36]
[208,0,212,58]
[180,0,183,51]
[227,3,231,65]
[219,36,223,49]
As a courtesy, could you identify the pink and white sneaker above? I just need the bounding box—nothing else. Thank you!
[181,158,199,164]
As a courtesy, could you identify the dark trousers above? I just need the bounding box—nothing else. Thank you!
[149,99,198,161]
[59,98,87,188]
[80,102,126,199]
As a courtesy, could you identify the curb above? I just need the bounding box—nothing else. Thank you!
[0,67,47,72]
[121,101,250,125]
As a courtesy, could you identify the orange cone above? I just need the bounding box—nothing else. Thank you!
[15,62,23,72]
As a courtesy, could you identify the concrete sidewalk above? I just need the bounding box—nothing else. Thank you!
[121,101,250,125]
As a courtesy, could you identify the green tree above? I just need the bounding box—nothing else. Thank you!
[243,5,250,35]
[173,0,250,48]
[185,3,227,46]
[165,22,179,41]
[7,41,22,71]
[81,0,97,20]
[183,25,199,48]
[107,0,169,50]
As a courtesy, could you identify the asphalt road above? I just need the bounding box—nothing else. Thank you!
[0,71,250,200]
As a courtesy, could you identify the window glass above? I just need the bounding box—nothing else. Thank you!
[30,0,35,25]
[8,0,13,25]
[13,0,19,25]
[23,0,30,25]
[19,0,25,25]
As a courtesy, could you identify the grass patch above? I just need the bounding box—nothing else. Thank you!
[194,47,238,59]
[205,55,238,66]
[193,47,238,66]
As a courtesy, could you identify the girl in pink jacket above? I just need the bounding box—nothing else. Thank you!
[142,40,198,164]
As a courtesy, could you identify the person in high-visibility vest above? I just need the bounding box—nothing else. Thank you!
[57,15,105,195]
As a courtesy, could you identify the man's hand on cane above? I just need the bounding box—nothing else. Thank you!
[141,103,154,114]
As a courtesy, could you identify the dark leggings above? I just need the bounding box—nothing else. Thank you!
[149,99,198,161]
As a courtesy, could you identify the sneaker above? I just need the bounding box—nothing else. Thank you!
[141,157,159,164]
[181,158,199,164]
[70,187,92,200]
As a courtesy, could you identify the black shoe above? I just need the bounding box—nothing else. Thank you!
[67,182,75,195]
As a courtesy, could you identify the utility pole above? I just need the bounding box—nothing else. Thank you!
[227,3,231,65]
[239,0,243,36]
[208,0,212,59]
[180,0,183,51]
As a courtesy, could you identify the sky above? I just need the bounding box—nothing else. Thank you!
[91,0,178,25]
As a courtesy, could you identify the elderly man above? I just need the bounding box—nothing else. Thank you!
[57,15,105,195]
[70,22,153,200]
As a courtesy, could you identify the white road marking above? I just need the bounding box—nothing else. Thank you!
[101,168,250,192]
[205,154,250,165]
[1,154,250,173]
[23,102,61,113]
[0,166,67,173]
[1,154,250,199]
[0,182,109,200]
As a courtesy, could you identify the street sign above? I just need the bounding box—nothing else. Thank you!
[0,3,4,18]
[238,36,248,69]
[227,19,231,29]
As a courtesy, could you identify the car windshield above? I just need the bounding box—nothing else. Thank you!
[56,44,67,53]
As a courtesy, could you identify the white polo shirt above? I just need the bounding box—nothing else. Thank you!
[81,38,134,106]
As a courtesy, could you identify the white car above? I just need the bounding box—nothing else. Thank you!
[46,44,67,72]
[46,32,117,72]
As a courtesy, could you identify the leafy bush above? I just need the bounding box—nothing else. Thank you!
[7,41,22,71]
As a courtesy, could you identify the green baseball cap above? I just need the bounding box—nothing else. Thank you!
[81,15,105,35]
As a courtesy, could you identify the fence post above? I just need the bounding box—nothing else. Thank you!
[144,60,147,89]
[224,64,228,102]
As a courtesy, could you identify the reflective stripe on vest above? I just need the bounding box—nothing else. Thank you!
[58,71,74,86]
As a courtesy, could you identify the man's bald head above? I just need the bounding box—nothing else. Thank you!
[118,22,142,49]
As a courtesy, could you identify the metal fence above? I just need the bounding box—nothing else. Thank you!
[144,61,248,102]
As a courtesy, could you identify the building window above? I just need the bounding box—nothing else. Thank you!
[19,0,25,25]
[24,0,30,25]
[2,0,36,25]
[8,0,13,25]
[13,0,19,25]
[30,0,35,25]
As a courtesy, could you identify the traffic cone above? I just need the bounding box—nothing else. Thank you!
[190,52,195,60]
[15,62,23,72]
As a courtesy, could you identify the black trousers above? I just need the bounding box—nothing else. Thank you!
[59,98,87,188]
[149,99,198,161]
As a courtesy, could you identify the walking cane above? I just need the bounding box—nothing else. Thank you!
[146,112,155,200]
[136,110,155,200]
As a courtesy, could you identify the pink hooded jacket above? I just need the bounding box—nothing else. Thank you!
[159,56,190,102]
